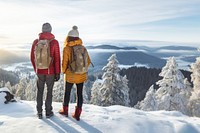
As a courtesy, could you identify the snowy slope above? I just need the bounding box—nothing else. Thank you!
[1,98,200,133]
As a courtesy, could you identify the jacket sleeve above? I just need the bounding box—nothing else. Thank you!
[53,40,61,74]
[62,46,70,73]
[30,39,38,72]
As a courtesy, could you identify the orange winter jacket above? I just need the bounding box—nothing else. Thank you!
[62,37,91,83]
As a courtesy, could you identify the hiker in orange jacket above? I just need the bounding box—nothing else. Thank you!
[31,23,61,119]
[59,26,91,121]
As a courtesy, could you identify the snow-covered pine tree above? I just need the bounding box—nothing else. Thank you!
[83,80,94,103]
[119,75,130,106]
[182,78,192,100]
[155,57,188,114]
[188,55,200,117]
[4,82,11,92]
[94,54,130,106]
[0,81,4,88]
[136,85,157,111]
[15,78,28,100]
[83,87,90,104]
[179,78,192,115]
[90,79,103,105]
[25,78,37,101]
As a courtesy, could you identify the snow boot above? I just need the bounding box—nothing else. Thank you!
[37,113,43,119]
[59,106,68,117]
[72,106,82,121]
[46,111,54,118]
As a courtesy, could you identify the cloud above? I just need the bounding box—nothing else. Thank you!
[0,0,200,47]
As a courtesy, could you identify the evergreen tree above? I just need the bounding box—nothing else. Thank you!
[182,78,192,100]
[155,57,188,114]
[4,82,11,91]
[25,78,37,101]
[92,54,130,106]
[83,80,94,103]
[90,79,103,105]
[0,81,4,88]
[188,55,200,117]
[83,87,90,104]
[136,85,157,111]
[15,78,28,100]
[119,75,130,106]
[178,78,192,115]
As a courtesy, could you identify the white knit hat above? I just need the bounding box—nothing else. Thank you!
[68,26,79,37]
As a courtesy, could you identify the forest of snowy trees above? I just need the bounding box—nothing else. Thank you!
[135,55,200,117]
[0,49,200,117]
[0,68,19,86]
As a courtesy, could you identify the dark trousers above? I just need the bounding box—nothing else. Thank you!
[36,74,54,114]
[63,82,83,108]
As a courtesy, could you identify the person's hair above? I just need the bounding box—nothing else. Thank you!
[67,36,79,42]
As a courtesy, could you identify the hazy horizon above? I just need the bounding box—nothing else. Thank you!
[0,41,199,70]
[0,39,199,51]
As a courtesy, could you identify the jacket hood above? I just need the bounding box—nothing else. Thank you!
[39,32,55,40]
[64,36,83,47]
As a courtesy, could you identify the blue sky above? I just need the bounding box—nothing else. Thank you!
[0,0,200,49]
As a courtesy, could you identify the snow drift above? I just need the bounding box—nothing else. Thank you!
[0,96,200,133]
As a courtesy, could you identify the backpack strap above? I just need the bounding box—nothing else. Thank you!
[47,38,54,58]
[84,47,94,68]
[90,61,94,67]
[67,46,75,71]
[47,39,54,74]
[34,39,39,73]
[71,46,75,63]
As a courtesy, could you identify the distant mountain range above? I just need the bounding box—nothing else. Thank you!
[87,45,166,71]
[86,45,137,50]
[155,46,198,51]
[86,44,199,71]
[134,45,199,60]
[135,45,198,52]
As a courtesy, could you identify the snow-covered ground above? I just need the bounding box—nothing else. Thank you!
[0,96,200,133]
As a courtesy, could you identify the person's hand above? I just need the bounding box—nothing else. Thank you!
[54,74,60,81]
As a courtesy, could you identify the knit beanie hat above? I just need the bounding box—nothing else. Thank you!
[68,26,79,37]
[42,23,52,33]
